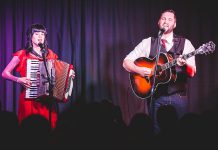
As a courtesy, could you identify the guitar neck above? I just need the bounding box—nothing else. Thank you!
[161,50,198,71]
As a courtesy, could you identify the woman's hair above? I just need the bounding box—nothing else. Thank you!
[25,23,48,53]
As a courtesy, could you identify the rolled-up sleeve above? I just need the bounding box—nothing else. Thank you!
[124,37,151,61]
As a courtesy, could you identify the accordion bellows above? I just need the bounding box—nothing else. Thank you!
[25,59,74,103]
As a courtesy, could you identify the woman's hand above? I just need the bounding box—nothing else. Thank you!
[17,77,32,88]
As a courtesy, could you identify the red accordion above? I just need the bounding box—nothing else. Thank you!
[25,59,74,103]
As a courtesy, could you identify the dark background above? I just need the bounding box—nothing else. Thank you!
[0,0,218,125]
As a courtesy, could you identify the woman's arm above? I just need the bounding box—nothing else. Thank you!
[2,56,31,88]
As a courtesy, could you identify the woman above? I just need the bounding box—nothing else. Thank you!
[2,24,59,129]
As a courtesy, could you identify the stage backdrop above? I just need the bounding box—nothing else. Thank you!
[0,0,218,124]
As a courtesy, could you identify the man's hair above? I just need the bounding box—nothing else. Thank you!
[25,23,48,53]
[160,9,177,21]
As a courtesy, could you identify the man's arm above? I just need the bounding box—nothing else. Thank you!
[123,58,151,77]
[177,39,196,77]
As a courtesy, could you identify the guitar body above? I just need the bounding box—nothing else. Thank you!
[129,53,176,99]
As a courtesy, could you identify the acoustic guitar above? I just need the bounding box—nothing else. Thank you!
[129,41,216,99]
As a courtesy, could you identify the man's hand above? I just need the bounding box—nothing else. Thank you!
[136,67,152,77]
[177,55,186,66]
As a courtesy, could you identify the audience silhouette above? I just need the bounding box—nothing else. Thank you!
[0,99,218,150]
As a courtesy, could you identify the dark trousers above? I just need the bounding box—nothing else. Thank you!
[149,92,188,134]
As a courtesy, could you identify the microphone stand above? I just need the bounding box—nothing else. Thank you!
[149,30,164,122]
[41,47,54,128]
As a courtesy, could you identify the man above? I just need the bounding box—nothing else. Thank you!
[123,9,196,133]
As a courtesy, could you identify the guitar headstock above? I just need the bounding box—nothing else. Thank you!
[197,41,216,55]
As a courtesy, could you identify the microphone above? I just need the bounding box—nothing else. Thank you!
[158,28,166,36]
[38,43,46,53]
[38,43,44,49]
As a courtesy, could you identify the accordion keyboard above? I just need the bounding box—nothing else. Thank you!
[26,59,40,98]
